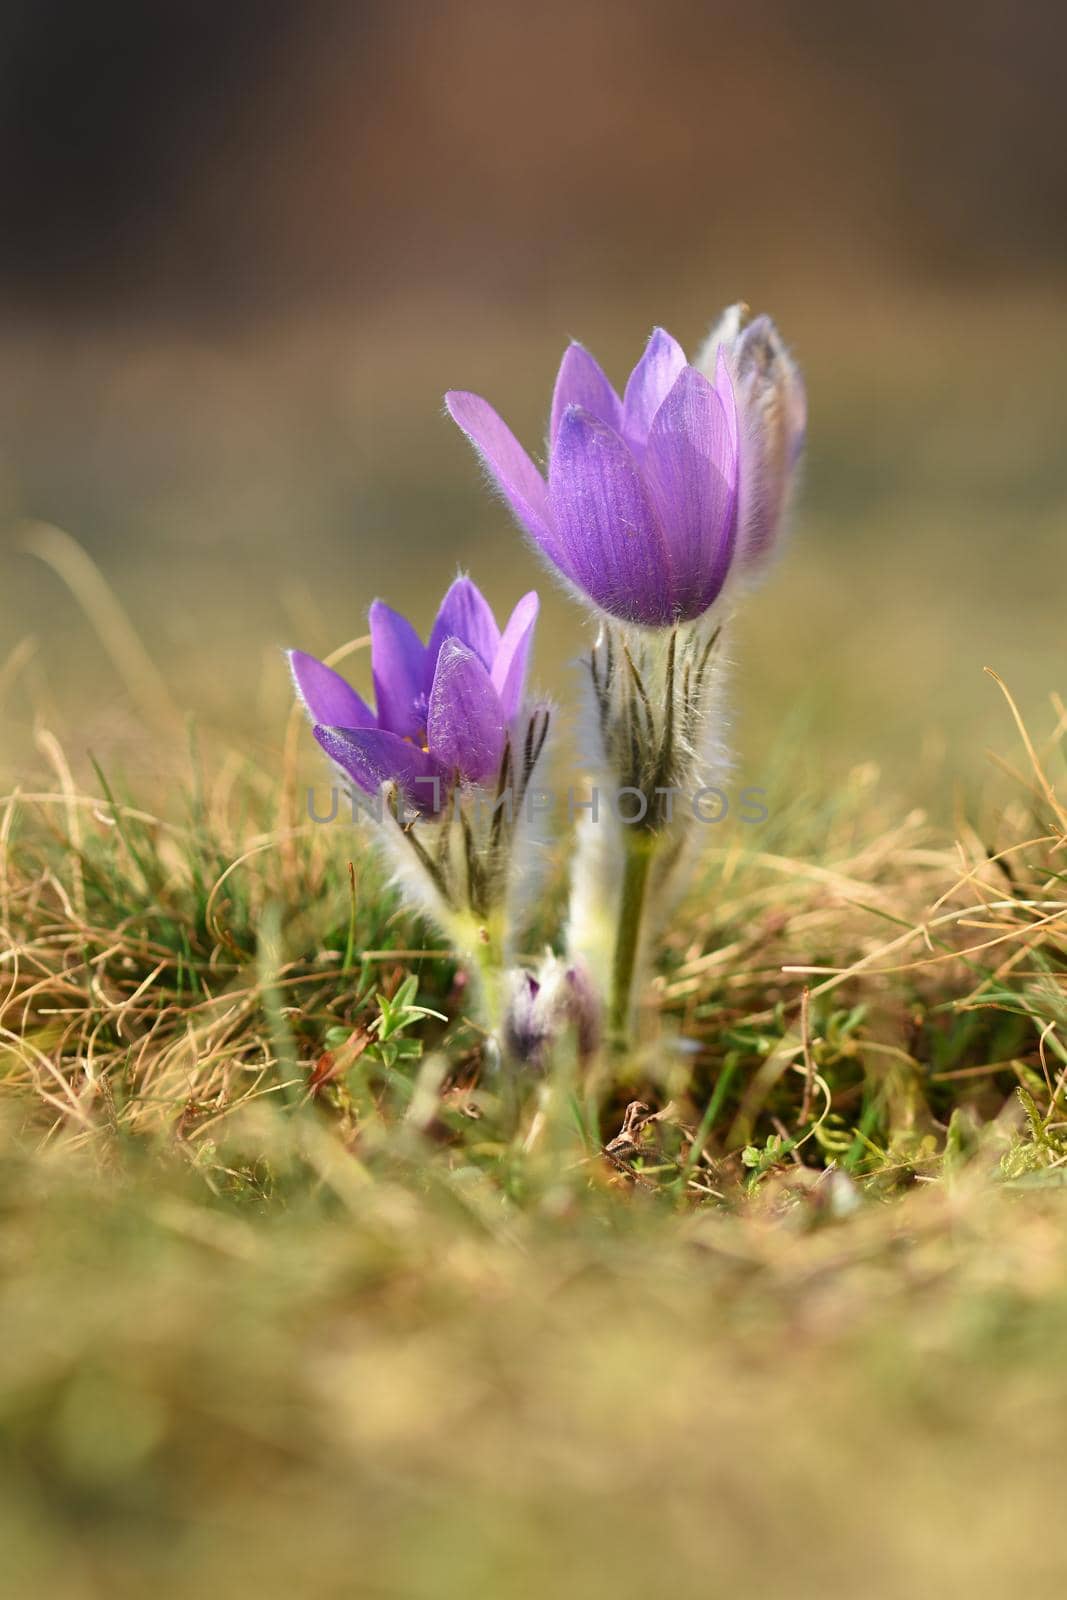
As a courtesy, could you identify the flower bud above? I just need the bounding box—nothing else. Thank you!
[695,304,806,575]
[503,956,601,1069]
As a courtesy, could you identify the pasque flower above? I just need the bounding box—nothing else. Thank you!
[446,329,740,626]
[447,311,805,1048]
[289,576,540,814]
[695,304,806,574]
[289,577,548,1047]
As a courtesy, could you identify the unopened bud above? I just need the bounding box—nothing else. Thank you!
[695,303,806,575]
[503,956,601,1069]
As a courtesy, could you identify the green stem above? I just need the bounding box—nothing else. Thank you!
[466,917,521,1128]
[609,832,655,1049]
[458,912,507,1045]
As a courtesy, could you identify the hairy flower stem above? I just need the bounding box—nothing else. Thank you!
[609,831,655,1049]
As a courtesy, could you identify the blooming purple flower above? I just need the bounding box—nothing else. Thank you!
[445,328,740,627]
[695,304,806,575]
[289,577,539,813]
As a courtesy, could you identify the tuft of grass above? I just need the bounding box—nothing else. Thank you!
[4,686,1066,1191]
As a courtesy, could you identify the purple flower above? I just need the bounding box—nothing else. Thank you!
[289,577,539,813]
[445,328,740,627]
[695,304,806,574]
[504,957,601,1068]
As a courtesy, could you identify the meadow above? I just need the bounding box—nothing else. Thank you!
[2,285,1066,1597]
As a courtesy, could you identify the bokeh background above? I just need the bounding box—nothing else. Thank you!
[1,0,1064,807]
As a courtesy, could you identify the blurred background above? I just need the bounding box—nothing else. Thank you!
[0,0,1064,807]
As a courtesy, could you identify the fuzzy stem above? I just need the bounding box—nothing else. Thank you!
[609,831,655,1049]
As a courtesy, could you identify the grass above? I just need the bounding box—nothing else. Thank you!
[2,642,1067,1595]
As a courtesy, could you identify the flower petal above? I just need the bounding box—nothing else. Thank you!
[714,345,739,460]
[369,600,427,740]
[620,327,687,452]
[548,406,674,625]
[491,590,539,719]
[644,366,738,619]
[549,343,623,444]
[288,650,375,730]
[444,390,569,572]
[427,639,507,786]
[426,575,501,676]
[313,725,447,813]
